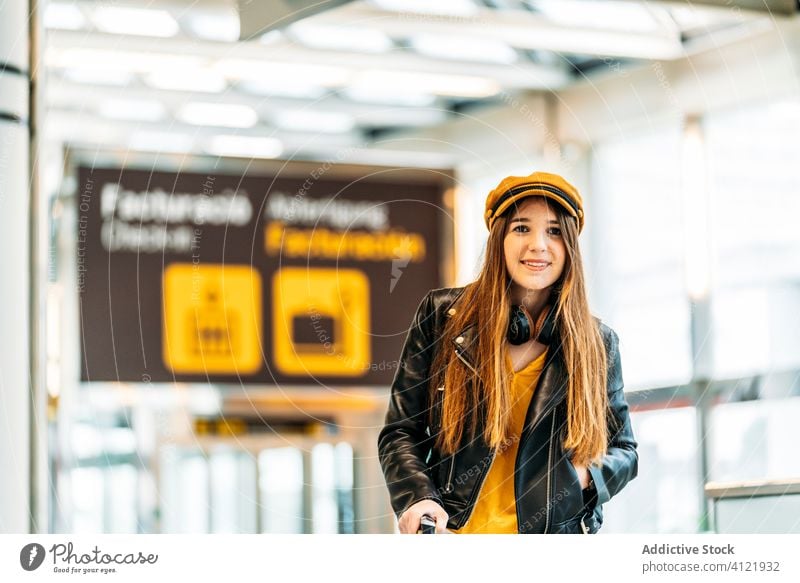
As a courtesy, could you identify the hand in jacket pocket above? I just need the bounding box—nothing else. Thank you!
[571,462,591,489]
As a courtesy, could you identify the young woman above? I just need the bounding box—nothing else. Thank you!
[378,171,638,534]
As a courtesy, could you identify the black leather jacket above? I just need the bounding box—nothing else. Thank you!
[378,286,638,533]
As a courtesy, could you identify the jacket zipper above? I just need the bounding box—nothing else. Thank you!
[433,383,453,493]
[443,455,456,493]
[542,412,557,534]
[457,450,496,528]
[451,347,496,527]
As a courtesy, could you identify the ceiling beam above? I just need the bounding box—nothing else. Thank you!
[312,3,685,60]
[648,0,796,16]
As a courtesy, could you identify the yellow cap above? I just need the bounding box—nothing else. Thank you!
[484,171,584,233]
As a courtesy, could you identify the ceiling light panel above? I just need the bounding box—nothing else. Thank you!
[91,7,181,38]
[259,30,284,45]
[410,34,517,64]
[206,135,284,159]
[354,70,500,98]
[342,86,436,107]
[274,110,356,134]
[44,3,87,31]
[529,0,660,33]
[216,59,351,86]
[370,0,479,17]
[181,10,240,42]
[237,80,328,100]
[178,102,259,129]
[98,99,167,123]
[61,68,133,87]
[47,48,204,74]
[145,69,228,94]
[129,131,195,154]
[288,22,393,53]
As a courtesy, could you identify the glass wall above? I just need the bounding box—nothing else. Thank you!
[594,97,800,533]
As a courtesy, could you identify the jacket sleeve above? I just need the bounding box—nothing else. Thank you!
[377,291,443,517]
[587,328,639,506]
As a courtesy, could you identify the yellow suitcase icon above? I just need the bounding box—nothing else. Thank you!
[273,267,370,377]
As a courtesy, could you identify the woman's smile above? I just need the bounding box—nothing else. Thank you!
[520,260,550,272]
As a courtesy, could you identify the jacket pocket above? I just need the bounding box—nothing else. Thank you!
[550,437,586,527]
[549,511,600,534]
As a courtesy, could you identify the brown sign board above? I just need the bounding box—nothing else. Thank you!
[77,164,448,385]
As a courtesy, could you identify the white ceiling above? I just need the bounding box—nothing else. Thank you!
[42,0,778,163]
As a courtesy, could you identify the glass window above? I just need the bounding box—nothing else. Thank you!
[710,397,800,483]
[591,127,692,390]
[601,407,700,533]
[259,447,304,534]
[311,443,338,533]
[210,450,257,533]
[705,98,800,377]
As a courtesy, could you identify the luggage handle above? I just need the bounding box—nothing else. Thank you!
[419,514,437,534]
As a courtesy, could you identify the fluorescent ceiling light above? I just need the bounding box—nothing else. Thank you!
[354,70,500,98]
[259,30,283,45]
[91,7,180,38]
[207,135,284,159]
[216,59,351,87]
[129,131,194,154]
[529,0,659,33]
[356,108,446,128]
[342,86,436,107]
[178,102,259,128]
[61,68,133,87]
[47,48,203,74]
[145,69,227,93]
[237,80,327,100]
[520,28,678,59]
[288,22,393,53]
[410,34,517,64]
[670,4,754,30]
[370,0,478,17]
[274,110,355,134]
[44,3,87,30]
[182,11,240,42]
[98,99,167,123]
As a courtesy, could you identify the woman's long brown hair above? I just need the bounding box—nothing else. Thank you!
[429,201,609,467]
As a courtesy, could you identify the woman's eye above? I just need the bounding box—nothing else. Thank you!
[511,225,560,235]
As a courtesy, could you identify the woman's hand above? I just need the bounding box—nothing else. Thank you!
[572,462,591,489]
[398,499,449,534]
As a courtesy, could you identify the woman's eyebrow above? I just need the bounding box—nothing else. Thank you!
[509,217,560,224]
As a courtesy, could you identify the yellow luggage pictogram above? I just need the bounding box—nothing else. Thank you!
[163,263,262,374]
[273,267,370,376]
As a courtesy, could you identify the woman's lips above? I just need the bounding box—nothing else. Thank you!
[520,260,550,272]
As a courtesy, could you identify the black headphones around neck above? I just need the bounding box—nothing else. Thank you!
[507,299,559,346]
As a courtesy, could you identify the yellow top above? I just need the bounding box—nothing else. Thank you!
[453,348,548,534]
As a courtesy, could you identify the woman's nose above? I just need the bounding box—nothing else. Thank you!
[527,231,547,251]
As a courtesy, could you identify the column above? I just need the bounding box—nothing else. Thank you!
[0,0,31,534]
